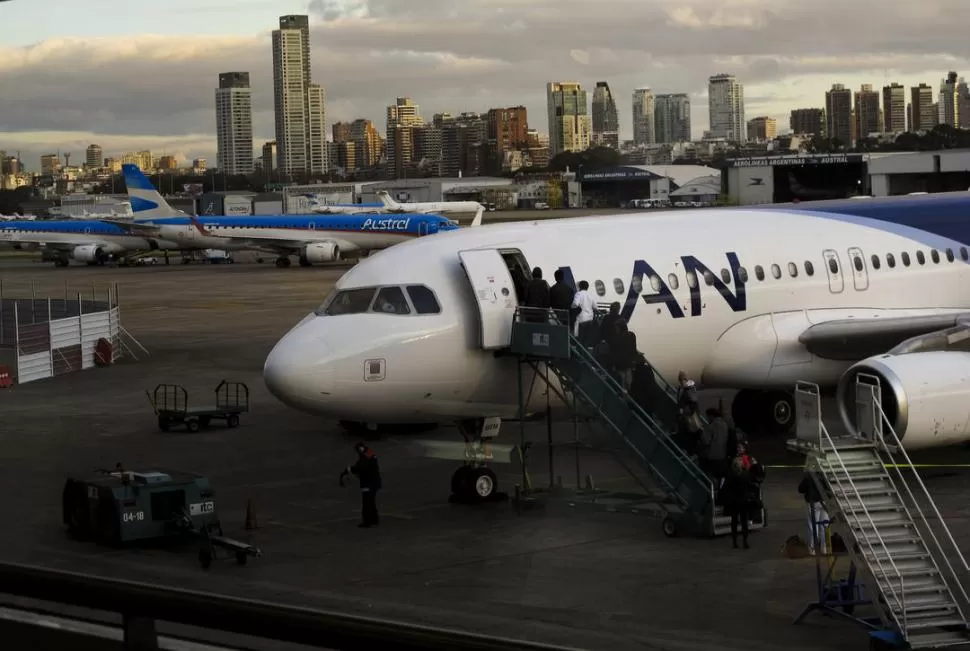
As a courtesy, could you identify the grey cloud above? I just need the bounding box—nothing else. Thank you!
[2,0,970,164]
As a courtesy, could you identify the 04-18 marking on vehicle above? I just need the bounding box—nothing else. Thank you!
[189,501,215,516]
[123,511,145,523]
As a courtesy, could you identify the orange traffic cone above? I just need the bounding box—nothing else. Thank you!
[245,498,259,530]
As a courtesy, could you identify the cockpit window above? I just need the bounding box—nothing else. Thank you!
[407,285,441,314]
[322,288,376,315]
[374,286,411,315]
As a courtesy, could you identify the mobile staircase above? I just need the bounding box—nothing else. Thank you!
[789,376,970,649]
[508,308,765,539]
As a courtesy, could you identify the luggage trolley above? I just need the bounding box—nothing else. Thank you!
[148,380,249,432]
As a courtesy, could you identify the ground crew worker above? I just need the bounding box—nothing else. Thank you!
[341,443,382,528]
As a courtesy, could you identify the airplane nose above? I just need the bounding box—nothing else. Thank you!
[263,322,336,412]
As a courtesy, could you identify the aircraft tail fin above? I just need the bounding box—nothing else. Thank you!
[122,164,184,221]
[377,191,401,210]
[469,206,484,227]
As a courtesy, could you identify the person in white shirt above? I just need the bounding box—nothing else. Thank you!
[571,280,596,341]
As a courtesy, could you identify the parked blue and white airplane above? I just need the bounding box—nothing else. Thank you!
[0,218,182,265]
[120,164,461,267]
[264,191,970,468]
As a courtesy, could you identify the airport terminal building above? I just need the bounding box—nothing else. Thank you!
[725,150,970,205]
[578,165,721,207]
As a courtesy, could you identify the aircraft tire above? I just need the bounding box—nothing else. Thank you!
[760,390,795,435]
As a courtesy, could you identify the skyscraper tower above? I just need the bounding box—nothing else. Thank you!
[707,74,745,142]
[591,82,619,149]
[631,88,655,146]
[546,82,591,157]
[215,72,254,175]
[272,15,326,177]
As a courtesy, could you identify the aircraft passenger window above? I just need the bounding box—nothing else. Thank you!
[322,287,377,315]
[720,268,731,284]
[886,253,896,268]
[373,286,411,315]
[916,251,926,265]
[686,270,698,288]
[770,264,781,279]
[804,261,815,276]
[406,285,441,314]
[594,280,606,296]
[930,249,940,264]
[649,275,662,292]
[667,273,679,290]
[946,248,955,262]
[853,256,863,272]
[962,247,969,261]
[828,258,838,274]
[613,278,625,294]
[787,262,798,278]
[871,255,881,270]
[737,267,748,282]
[901,252,911,266]
[631,276,643,294]
[755,265,765,281]
[703,270,715,286]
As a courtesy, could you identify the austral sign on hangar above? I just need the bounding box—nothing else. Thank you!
[728,154,865,168]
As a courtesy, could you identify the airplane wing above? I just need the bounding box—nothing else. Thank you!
[195,231,351,255]
[100,219,163,236]
[798,313,970,360]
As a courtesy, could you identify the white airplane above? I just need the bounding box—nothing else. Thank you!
[264,191,970,465]
[377,191,485,226]
[305,195,385,215]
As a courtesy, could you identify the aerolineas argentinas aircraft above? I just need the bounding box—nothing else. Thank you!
[264,191,970,491]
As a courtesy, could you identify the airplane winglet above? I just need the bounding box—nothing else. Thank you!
[470,206,484,227]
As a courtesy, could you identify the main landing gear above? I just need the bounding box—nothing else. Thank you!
[731,389,796,436]
[275,256,291,268]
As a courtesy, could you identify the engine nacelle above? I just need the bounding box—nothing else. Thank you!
[303,242,340,263]
[72,244,107,263]
[837,351,970,450]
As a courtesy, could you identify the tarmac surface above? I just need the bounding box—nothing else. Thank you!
[2,259,970,651]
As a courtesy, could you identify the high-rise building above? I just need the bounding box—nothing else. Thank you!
[271,15,324,177]
[486,106,528,172]
[854,84,881,140]
[939,71,961,127]
[440,112,488,178]
[631,88,655,146]
[546,82,591,158]
[40,154,60,176]
[332,122,352,143]
[825,84,853,145]
[261,141,277,171]
[708,74,745,142]
[654,93,691,143]
[85,144,102,169]
[882,83,905,133]
[746,117,777,142]
[590,82,619,149]
[386,97,424,177]
[790,108,825,136]
[307,83,327,175]
[215,71,254,175]
[349,119,381,168]
[910,84,935,132]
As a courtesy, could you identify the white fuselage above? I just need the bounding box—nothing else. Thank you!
[0,228,180,252]
[164,221,418,253]
[263,209,970,424]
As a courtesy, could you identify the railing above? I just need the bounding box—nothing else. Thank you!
[560,329,715,515]
[797,382,910,635]
[0,562,582,651]
[856,373,970,624]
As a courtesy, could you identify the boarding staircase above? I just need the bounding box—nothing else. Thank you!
[791,378,970,649]
[508,309,763,538]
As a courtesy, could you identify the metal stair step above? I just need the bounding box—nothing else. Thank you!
[901,607,960,621]
[876,574,947,593]
[819,448,881,462]
[848,525,919,543]
[830,482,896,498]
[906,630,970,649]
[839,494,902,511]
[903,616,966,631]
[863,548,931,563]
[825,471,889,483]
[844,510,908,527]
[887,593,955,611]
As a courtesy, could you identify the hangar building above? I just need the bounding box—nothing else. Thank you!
[578,165,720,208]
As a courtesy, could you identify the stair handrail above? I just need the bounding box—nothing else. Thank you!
[816,421,909,635]
[866,395,970,619]
[564,332,715,509]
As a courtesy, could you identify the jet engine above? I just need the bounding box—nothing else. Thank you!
[72,244,107,263]
[303,242,341,263]
[836,351,970,450]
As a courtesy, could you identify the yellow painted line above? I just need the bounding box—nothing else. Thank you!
[765,464,970,469]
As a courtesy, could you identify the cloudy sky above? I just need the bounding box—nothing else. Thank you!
[1,0,968,169]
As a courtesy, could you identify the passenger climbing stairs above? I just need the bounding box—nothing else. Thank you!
[508,309,765,538]
[792,379,970,649]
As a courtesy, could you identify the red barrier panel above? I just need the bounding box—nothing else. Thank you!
[0,366,13,389]
[94,339,113,367]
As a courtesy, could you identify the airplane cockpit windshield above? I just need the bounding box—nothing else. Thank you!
[315,285,442,316]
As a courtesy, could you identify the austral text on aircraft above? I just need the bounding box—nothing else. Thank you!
[558,252,747,320]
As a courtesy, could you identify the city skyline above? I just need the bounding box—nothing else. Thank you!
[1,0,969,164]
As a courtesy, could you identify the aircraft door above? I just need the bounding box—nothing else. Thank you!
[822,249,844,294]
[418,222,428,236]
[458,249,518,350]
[308,222,315,231]
[847,246,869,291]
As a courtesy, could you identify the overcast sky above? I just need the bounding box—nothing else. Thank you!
[1,0,968,169]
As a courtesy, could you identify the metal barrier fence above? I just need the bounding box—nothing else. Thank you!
[0,281,123,384]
